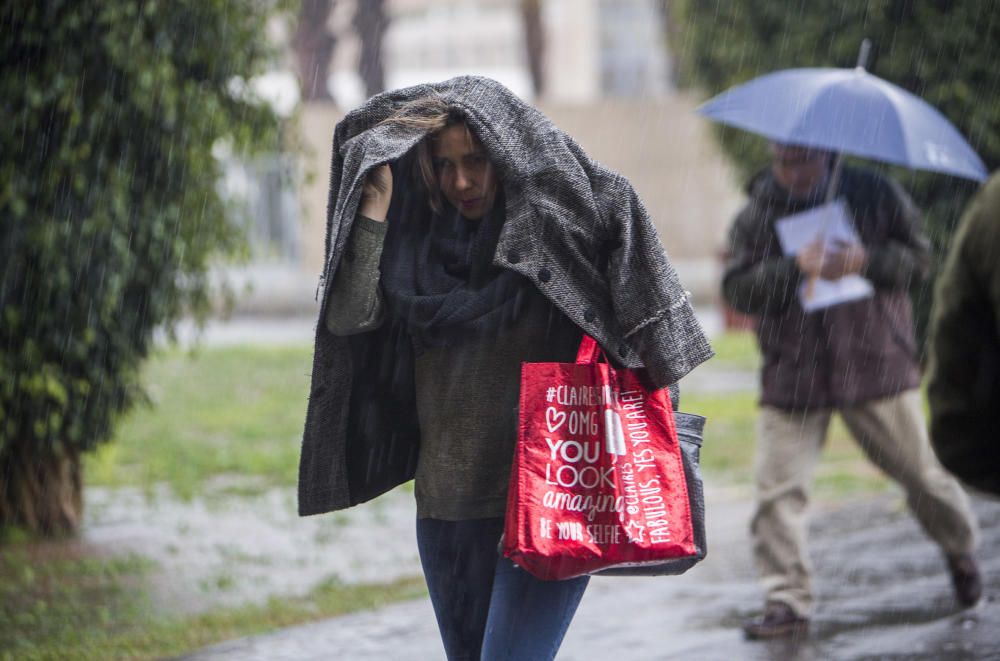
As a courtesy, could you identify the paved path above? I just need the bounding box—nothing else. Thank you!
[180,494,1000,661]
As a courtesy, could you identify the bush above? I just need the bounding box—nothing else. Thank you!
[0,0,288,533]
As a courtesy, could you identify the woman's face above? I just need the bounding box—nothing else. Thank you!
[431,124,499,220]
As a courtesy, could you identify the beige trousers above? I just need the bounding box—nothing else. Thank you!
[752,389,978,617]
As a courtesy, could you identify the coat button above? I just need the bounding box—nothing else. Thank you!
[538,268,551,283]
[507,249,520,264]
[618,343,629,356]
[584,308,596,322]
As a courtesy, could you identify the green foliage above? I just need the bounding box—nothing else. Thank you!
[0,1,288,458]
[670,0,1000,345]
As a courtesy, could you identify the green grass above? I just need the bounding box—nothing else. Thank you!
[688,391,893,498]
[705,330,760,370]
[85,345,314,500]
[0,541,426,661]
[0,548,154,659]
[82,337,889,503]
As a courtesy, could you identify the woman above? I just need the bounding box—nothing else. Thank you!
[299,78,712,660]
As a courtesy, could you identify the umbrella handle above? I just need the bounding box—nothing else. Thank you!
[804,152,847,302]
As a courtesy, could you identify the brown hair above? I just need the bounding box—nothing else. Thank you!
[380,96,480,214]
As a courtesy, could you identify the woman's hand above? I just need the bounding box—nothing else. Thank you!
[359,164,393,222]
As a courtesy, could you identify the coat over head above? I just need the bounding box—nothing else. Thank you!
[299,76,712,516]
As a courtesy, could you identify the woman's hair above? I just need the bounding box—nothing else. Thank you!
[379,95,481,214]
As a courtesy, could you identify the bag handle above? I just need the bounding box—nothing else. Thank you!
[577,336,677,408]
[575,335,605,365]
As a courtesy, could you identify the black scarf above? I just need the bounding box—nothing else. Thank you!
[381,190,528,349]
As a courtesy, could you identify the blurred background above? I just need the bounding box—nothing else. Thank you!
[223,0,741,323]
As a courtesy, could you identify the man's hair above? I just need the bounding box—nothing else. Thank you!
[769,141,833,161]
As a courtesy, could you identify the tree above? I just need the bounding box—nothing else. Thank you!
[354,0,387,99]
[294,0,337,102]
[669,0,1000,348]
[0,0,286,535]
[521,0,546,97]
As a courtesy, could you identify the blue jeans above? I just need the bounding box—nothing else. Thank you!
[416,517,590,661]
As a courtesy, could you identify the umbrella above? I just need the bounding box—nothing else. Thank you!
[696,41,988,183]
[699,40,988,308]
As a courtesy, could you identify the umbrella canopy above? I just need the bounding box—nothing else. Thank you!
[697,67,988,182]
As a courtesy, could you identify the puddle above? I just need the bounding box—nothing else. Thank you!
[81,483,422,615]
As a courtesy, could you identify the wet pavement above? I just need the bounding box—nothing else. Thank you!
[82,484,422,616]
[180,492,1000,661]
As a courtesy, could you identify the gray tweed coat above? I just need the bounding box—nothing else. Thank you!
[298,76,712,516]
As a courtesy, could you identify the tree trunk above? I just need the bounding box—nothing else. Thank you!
[658,0,682,87]
[354,0,387,99]
[0,445,83,536]
[521,0,545,97]
[293,0,337,102]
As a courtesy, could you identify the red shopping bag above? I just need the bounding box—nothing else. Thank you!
[503,336,696,580]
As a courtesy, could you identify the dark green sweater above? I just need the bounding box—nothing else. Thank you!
[325,215,580,519]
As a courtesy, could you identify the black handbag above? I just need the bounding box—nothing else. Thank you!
[593,411,707,576]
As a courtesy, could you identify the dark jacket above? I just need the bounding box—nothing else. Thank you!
[927,172,1000,495]
[298,76,713,516]
[722,166,928,411]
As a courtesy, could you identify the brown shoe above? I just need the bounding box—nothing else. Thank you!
[948,553,983,608]
[743,601,809,640]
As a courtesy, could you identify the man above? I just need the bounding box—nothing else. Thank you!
[927,171,1000,496]
[722,142,981,639]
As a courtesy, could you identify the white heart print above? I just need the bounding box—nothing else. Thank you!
[545,407,566,433]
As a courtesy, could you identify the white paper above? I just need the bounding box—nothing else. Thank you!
[774,199,874,312]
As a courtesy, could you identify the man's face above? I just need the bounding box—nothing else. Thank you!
[431,124,499,220]
[770,144,830,199]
